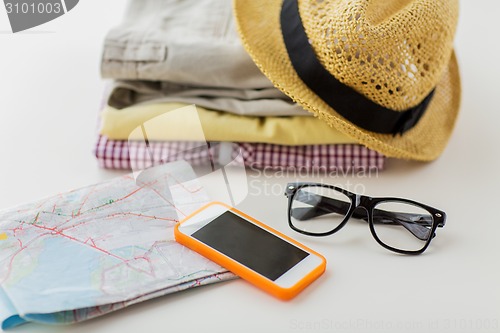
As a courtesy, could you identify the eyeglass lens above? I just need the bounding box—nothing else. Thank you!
[290,185,351,234]
[372,201,433,252]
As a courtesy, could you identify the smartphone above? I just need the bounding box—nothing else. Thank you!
[174,202,326,300]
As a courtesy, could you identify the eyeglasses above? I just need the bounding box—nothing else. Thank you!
[284,183,446,255]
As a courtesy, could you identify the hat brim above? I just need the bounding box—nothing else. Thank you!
[234,0,461,161]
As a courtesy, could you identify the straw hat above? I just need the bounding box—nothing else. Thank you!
[234,0,460,161]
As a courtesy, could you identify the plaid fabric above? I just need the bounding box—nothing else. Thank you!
[236,142,385,171]
[94,135,385,171]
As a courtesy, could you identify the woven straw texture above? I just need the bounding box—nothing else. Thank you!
[234,0,461,161]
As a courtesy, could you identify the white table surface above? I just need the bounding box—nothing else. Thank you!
[0,1,499,333]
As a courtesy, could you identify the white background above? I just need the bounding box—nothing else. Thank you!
[0,1,499,332]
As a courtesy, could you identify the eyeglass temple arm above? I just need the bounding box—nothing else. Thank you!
[291,192,437,240]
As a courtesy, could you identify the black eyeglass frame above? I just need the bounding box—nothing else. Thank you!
[285,182,446,255]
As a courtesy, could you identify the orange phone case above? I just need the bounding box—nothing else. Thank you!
[174,202,326,300]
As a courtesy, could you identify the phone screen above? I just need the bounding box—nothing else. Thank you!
[191,211,309,281]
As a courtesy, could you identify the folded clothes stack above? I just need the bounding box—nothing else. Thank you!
[95,0,385,171]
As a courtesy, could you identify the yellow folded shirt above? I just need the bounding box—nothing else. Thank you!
[100,102,355,145]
